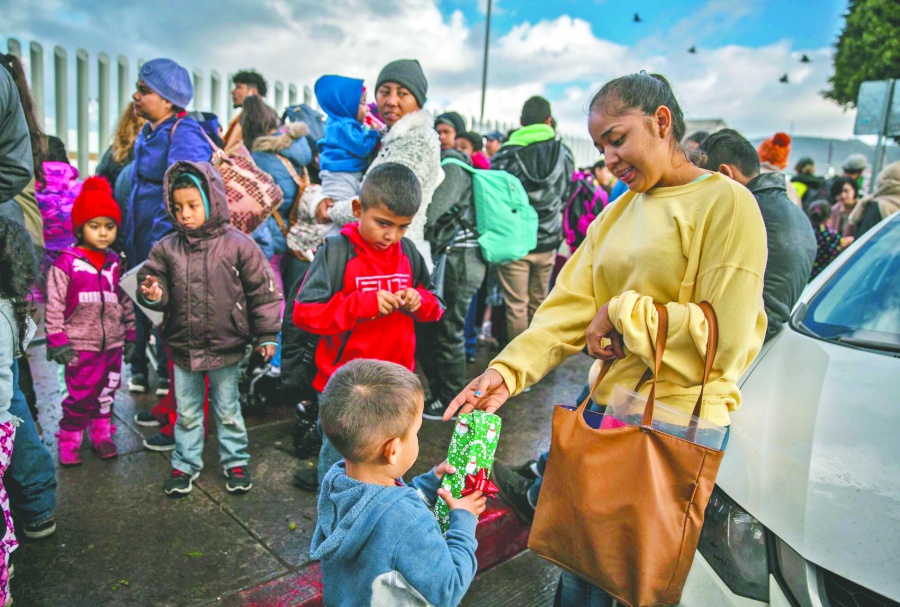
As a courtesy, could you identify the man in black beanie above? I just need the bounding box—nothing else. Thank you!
[435,111,466,151]
[490,95,573,342]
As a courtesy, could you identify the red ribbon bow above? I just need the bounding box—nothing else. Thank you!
[460,468,499,499]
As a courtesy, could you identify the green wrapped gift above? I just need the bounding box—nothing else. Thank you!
[434,410,502,532]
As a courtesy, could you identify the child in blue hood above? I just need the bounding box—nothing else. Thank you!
[310,359,486,607]
[314,75,382,204]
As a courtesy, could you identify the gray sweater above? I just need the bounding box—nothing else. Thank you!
[0,66,33,205]
[0,299,36,424]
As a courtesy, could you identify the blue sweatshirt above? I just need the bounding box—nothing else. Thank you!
[310,462,478,607]
[314,75,381,173]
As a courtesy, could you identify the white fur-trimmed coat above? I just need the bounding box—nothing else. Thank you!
[328,109,443,270]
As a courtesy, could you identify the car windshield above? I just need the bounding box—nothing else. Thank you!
[799,217,900,354]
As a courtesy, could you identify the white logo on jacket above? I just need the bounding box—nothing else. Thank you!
[356,274,411,293]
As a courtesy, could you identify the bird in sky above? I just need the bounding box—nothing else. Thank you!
[779,73,790,83]
[634,12,642,22]
[800,54,811,63]
[688,46,697,54]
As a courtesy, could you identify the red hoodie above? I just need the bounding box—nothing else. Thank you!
[293,223,443,392]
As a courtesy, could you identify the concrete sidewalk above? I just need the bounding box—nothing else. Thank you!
[11,343,590,606]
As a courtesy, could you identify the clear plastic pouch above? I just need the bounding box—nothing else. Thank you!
[599,385,727,450]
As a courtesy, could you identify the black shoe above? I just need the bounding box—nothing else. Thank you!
[422,399,455,421]
[22,517,57,540]
[164,469,199,496]
[493,461,536,524]
[128,373,148,393]
[134,411,161,427]
[155,378,171,396]
[143,432,176,451]
[512,459,540,481]
[225,466,253,494]
[466,355,477,364]
[293,467,319,493]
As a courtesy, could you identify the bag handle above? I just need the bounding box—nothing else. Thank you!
[692,302,719,419]
[641,303,669,427]
[275,154,309,225]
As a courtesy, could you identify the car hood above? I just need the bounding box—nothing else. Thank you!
[722,329,900,600]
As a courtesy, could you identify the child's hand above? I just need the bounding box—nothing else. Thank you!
[46,344,76,366]
[140,276,163,302]
[376,290,402,316]
[395,288,421,313]
[256,344,276,362]
[434,461,457,479]
[438,488,488,518]
[315,197,334,223]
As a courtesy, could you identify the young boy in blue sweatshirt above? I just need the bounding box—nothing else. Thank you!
[314,74,382,203]
[310,359,486,607]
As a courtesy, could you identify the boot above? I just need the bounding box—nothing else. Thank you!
[57,429,84,466]
[88,418,118,459]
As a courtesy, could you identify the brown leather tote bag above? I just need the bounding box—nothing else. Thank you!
[528,302,723,607]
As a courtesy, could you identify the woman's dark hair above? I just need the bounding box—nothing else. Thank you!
[830,176,859,203]
[808,200,832,226]
[0,218,38,349]
[2,54,48,184]
[46,136,70,164]
[232,70,268,98]
[589,72,687,153]
[458,131,483,152]
[239,95,280,151]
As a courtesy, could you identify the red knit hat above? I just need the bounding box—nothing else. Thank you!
[757,132,791,170]
[71,176,121,231]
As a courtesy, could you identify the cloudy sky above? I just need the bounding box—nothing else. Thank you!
[4,0,854,142]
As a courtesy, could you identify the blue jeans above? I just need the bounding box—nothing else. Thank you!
[171,363,249,475]
[464,293,478,359]
[7,359,57,525]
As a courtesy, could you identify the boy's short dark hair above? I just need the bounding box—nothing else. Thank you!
[232,69,268,97]
[698,128,761,178]
[456,131,484,152]
[320,359,423,463]
[359,162,422,217]
[521,95,552,126]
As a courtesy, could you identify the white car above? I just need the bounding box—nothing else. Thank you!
[680,211,900,607]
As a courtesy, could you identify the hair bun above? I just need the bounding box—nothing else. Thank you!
[81,176,113,195]
[773,132,791,147]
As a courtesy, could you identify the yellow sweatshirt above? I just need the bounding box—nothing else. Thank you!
[490,173,768,426]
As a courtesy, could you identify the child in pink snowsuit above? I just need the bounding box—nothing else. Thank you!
[45,177,136,465]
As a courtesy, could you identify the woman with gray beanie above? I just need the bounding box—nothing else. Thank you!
[325,59,442,269]
[125,57,212,399]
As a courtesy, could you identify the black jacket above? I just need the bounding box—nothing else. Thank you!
[490,137,574,253]
[746,173,817,341]
[426,149,476,253]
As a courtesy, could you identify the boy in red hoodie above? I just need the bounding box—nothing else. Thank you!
[293,162,444,489]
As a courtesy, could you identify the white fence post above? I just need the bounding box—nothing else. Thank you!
[98,53,110,154]
[76,48,89,174]
[210,70,222,118]
[29,42,45,129]
[54,45,68,146]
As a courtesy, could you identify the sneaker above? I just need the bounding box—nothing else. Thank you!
[492,461,536,524]
[155,378,171,396]
[128,373,148,393]
[22,518,57,540]
[143,432,176,451]
[224,466,253,494]
[293,467,319,493]
[422,399,454,421]
[134,411,161,427]
[513,459,541,481]
[164,469,199,496]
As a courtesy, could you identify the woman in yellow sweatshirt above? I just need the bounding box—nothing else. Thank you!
[445,73,768,605]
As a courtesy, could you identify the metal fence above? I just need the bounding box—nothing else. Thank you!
[5,37,599,174]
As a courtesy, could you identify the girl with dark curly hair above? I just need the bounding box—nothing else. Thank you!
[0,216,39,606]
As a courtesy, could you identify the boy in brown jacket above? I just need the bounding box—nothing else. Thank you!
[138,161,282,497]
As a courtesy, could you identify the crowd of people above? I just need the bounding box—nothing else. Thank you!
[2,48,900,606]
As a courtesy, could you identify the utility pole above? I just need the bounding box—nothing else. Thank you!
[479,0,492,124]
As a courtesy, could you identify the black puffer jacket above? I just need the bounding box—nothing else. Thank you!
[138,161,283,371]
[426,149,476,253]
[490,137,574,253]
[746,172,816,341]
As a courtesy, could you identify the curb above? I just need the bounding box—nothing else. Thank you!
[227,501,530,606]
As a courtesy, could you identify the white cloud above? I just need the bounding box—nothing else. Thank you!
[4,0,857,150]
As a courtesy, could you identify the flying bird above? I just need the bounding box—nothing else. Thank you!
[634,12,642,22]
[779,74,790,83]
[688,46,697,54]
[800,54,811,63]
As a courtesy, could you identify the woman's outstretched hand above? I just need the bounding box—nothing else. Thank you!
[443,369,510,421]
[586,302,626,361]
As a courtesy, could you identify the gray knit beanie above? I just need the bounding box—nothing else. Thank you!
[139,58,193,109]
[376,59,427,108]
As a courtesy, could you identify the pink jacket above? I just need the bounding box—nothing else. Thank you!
[45,247,136,352]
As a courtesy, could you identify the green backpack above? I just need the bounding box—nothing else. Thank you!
[441,157,538,264]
